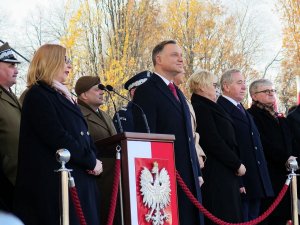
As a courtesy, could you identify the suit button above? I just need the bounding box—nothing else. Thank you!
[80,131,84,136]
[251,132,254,135]
[87,131,90,135]
[257,161,261,165]
[189,137,191,142]
[254,146,257,150]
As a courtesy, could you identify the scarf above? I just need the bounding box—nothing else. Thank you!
[252,100,279,120]
[52,80,74,104]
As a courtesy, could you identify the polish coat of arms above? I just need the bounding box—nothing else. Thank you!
[140,161,171,225]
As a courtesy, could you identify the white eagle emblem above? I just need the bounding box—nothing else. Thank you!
[140,161,171,225]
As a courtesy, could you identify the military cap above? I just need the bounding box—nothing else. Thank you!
[124,70,152,91]
[0,42,21,63]
[75,76,100,96]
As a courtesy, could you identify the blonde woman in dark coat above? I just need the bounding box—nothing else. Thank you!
[14,44,102,225]
[187,69,245,224]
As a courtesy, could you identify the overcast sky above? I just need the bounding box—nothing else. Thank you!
[1,0,283,87]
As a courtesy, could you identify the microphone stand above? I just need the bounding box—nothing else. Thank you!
[99,84,124,133]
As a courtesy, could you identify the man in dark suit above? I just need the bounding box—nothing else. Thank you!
[217,69,274,222]
[133,40,204,225]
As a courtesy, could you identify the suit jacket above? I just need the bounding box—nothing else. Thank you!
[0,86,21,210]
[133,73,203,225]
[113,101,134,133]
[217,96,273,199]
[192,94,242,223]
[14,82,100,225]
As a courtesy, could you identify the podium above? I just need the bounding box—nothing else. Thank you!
[95,132,179,225]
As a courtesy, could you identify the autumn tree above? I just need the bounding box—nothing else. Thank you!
[163,0,261,99]
[276,0,300,113]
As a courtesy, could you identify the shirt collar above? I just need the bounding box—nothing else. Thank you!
[154,72,172,86]
[222,95,240,106]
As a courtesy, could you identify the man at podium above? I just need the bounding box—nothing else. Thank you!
[133,40,204,225]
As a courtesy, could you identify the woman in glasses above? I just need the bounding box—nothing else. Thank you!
[187,69,245,224]
[248,78,295,225]
[14,44,102,225]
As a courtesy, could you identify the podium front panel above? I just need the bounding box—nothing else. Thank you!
[123,139,179,225]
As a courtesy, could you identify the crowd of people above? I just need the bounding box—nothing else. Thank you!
[0,40,299,225]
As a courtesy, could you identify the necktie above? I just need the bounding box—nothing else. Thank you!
[168,83,180,101]
[237,103,246,115]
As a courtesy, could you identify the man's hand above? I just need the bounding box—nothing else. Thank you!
[240,187,246,194]
[87,159,103,176]
[236,164,246,176]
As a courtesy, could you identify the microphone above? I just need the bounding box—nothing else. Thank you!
[105,85,150,133]
[98,84,124,133]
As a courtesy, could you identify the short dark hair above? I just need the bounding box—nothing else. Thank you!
[152,40,177,66]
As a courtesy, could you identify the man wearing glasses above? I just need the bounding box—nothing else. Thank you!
[0,42,21,211]
[217,69,273,222]
[248,79,296,225]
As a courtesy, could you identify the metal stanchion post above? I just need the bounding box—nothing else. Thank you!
[287,158,299,225]
[55,149,72,225]
[116,145,125,225]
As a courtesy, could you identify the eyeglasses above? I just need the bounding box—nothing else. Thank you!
[255,89,276,95]
[65,56,72,65]
[213,83,219,88]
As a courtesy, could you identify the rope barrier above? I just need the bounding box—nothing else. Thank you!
[106,158,121,225]
[176,170,291,225]
[69,179,87,225]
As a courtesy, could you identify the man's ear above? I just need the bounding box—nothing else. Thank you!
[251,94,257,101]
[156,54,162,65]
[222,82,230,93]
[80,92,88,101]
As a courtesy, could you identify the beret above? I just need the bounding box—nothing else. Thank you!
[75,76,100,96]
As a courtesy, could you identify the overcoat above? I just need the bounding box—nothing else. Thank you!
[78,99,117,225]
[191,94,242,224]
[217,96,274,199]
[14,82,100,225]
[78,99,116,142]
[248,105,293,224]
[133,74,204,225]
[287,105,300,154]
[0,86,21,210]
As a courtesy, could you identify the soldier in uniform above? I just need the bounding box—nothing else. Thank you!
[113,70,151,132]
[75,75,117,225]
[75,76,116,142]
[0,43,21,211]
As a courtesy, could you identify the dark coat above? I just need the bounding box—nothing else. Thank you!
[14,82,100,225]
[191,94,243,223]
[287,105,300,155]
[248,105,293,224]
[133,74,203,225]
[217,96,274,199]
[0,86,21,211]
[113,101,134,133]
